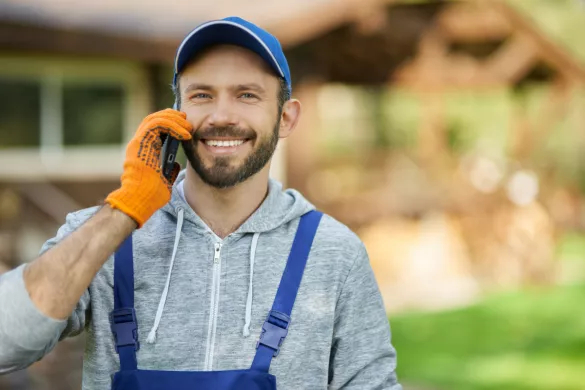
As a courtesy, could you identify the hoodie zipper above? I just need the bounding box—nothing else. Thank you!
[204,241,222,370]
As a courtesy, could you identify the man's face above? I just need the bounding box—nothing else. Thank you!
[178,45,282,189]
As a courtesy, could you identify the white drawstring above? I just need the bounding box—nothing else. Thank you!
[242,233,260,337]
[146,207,184,344]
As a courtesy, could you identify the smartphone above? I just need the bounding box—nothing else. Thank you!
[160,102,181,179]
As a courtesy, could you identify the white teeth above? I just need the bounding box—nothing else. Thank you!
[204,140,245,147]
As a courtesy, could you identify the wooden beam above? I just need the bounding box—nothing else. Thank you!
[530,80,572,155]
[417,91,447,161]
[269,0,398,47]
[444,54,492,87]
[437,2,512,42]
[393,27,450,90]
[509,79,571,161]
[489,0,585,82]
[354,5,390,36]
[481,31,539,84]
[396,53,522,89]
[0,21,176,63]
[396,0,585,89]
[399,28,450,159]
[18,181,83,224]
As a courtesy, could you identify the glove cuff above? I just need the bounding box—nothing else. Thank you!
[105,190,148,228]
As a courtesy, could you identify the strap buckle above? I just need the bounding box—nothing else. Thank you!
[109,308,140,352]
[256,310,291,357]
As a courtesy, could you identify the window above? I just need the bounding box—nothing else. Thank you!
[0,56,150,179]
[0,56,150,150]
[0,78,41,148]
[0,76,125,149]
[62,83,124,146]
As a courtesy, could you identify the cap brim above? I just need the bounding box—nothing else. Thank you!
[174,21,285,80]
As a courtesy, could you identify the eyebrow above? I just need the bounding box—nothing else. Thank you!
[183,82,266,95]
[232,83,266,94]
[183,83,214,94]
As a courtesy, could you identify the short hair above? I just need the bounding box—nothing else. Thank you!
[277,77,291,109]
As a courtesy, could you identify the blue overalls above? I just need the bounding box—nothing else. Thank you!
[109,211,323,390]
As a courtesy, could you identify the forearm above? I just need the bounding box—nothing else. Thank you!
[23,205,136,320]
[0,109,189,372]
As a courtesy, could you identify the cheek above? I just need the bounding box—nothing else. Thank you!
[183,110,205,132]
[238,110,277,136]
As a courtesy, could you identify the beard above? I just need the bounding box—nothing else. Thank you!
[182,118,280,189]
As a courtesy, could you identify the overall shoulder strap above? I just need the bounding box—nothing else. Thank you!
[111,234,139,371]
[251,210,323,372]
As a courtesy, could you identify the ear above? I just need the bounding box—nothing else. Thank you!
[278,99,301,139]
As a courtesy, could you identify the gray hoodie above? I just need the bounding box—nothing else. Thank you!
[0,172,401,389]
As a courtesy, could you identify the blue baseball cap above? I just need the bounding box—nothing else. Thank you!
[173,16,291,93]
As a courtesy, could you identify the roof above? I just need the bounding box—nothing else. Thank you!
[2,0,584,76]
[0,0,339,41]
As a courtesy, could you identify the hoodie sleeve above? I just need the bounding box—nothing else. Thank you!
[328,243,402,390]
[0,212,90,374]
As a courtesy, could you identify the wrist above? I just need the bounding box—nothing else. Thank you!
[103,197,141,229]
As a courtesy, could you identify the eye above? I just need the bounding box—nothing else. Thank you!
[239,92,258,99]
[190,93,211,100]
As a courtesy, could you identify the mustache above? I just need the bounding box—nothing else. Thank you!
[192,126,256,141]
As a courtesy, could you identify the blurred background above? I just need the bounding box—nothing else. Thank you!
[0,0,584,389]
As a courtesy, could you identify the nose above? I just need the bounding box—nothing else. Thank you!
[205,95,238,128]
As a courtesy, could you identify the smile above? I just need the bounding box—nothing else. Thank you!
[199,138,250,155]
[204,139,246,147]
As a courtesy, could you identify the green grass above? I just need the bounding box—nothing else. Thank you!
[391,283,585,390]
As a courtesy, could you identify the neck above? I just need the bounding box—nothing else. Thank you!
[183,164,271,238]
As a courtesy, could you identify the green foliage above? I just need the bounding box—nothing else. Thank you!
[507,0,585,65]
[391,281,585,389]
[383,89,421,150]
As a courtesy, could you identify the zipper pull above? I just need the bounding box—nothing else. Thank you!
[213,242,221,264]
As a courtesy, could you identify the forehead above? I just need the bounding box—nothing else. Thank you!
[179,45,277,86]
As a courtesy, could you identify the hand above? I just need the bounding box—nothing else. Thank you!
[105,109,192,227]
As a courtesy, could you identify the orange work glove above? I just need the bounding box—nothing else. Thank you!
[105,109,192,228]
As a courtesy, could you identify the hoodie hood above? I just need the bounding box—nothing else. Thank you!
[161,169,315,235]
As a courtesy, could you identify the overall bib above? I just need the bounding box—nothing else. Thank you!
[109,211,323,390]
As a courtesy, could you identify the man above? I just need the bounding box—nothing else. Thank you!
[0,17,401,389]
